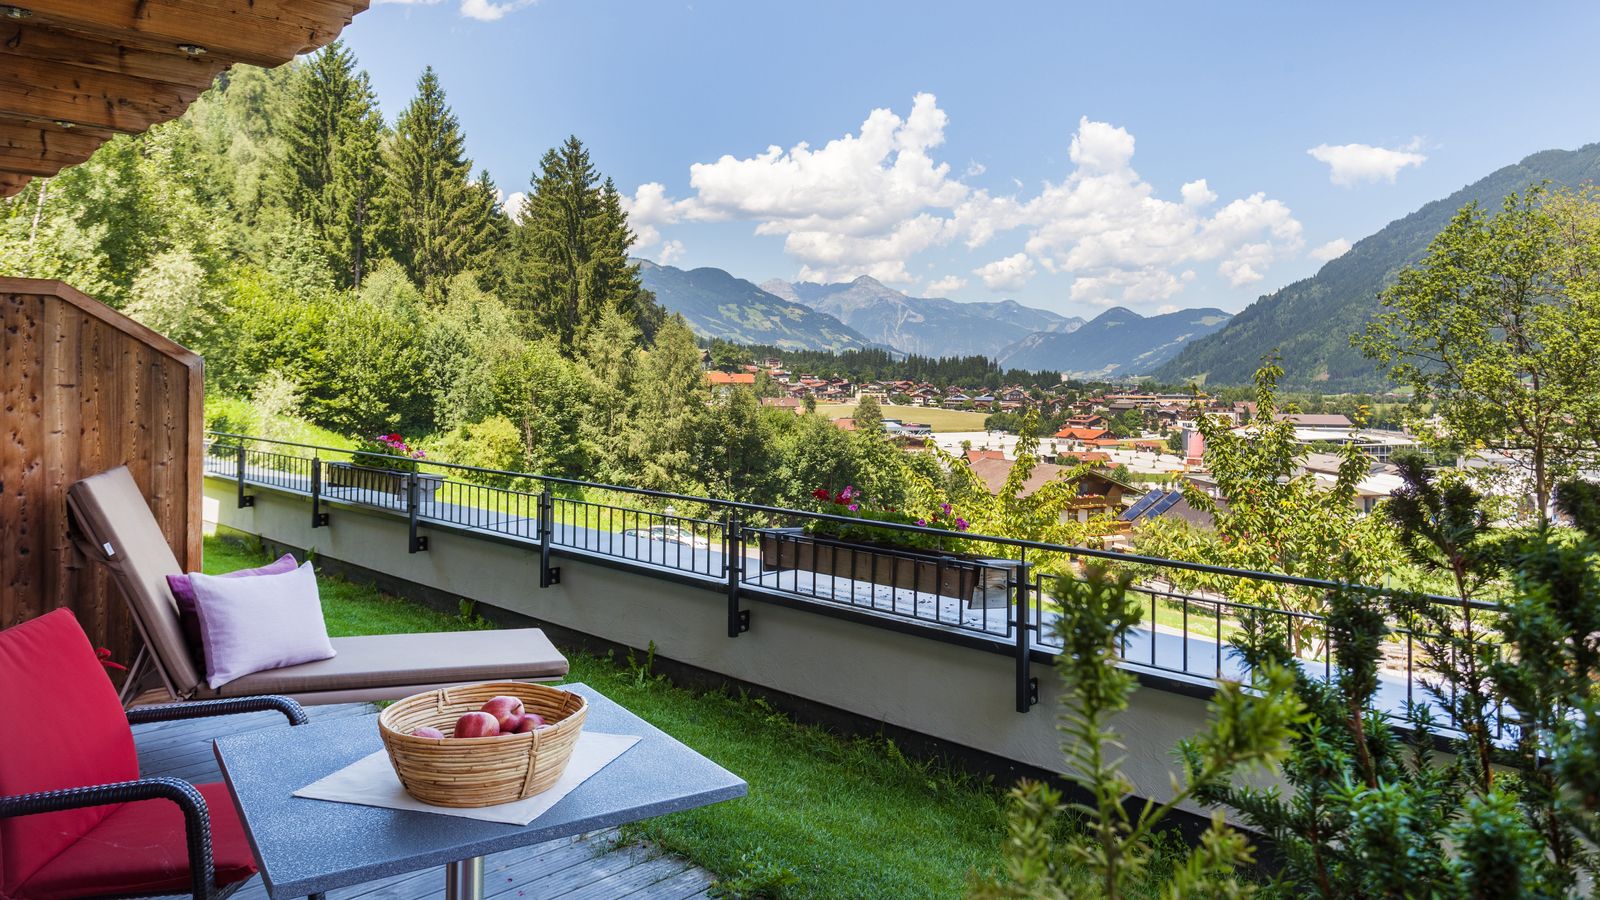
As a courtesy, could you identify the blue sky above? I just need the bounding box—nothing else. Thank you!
[348,0,1600,318]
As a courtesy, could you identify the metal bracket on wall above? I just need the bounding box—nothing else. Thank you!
[310,458,329,528]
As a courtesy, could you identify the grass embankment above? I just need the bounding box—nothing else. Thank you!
[203,535,1013,899]
[814,403,992,433]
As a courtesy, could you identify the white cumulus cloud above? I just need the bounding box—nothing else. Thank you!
[1007,117,1302,301]
[500,190,527,221]
[459,0,536,20]
[925,275,968,296]
[1310,237,1352,261]
[657,240,686,266]
[629,99,1303,307]
[974,253,1036,292]
[1307,140,1426,186]
[375,0,536,19]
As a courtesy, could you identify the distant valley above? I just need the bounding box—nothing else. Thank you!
[997,306,1231,377]
[638,262,1229,376]
[761,275,1083,359]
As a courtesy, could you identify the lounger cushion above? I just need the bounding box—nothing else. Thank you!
[207,628,568,697]
[14,781,257,900]
[190,561,337,689]
[0,610,139,894]
[66,467,203,696]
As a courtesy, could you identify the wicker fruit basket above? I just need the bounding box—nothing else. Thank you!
[377,681,587,808]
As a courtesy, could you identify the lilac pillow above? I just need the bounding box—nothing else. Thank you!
[168,553,298,666]
[189,561,336,690]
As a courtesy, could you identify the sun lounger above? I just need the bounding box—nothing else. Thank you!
[66,466,568,705]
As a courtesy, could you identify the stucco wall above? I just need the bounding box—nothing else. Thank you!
[205,477,1219,807]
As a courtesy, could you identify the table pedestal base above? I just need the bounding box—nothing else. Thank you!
[445,856,484,900]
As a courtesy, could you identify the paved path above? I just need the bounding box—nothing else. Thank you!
[134,702,716,900]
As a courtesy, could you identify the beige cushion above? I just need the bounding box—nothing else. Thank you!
[204,628,568,698]
[66,466,203,696]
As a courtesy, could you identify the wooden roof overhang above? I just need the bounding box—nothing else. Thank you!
[0,0,370,197]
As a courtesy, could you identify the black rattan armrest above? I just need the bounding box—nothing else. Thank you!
[127,695,309,728]
[0,776,217,899]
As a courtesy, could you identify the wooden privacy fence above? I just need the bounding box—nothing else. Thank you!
[0,277,202,682]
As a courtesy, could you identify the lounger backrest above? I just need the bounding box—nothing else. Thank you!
[66,466,202,698]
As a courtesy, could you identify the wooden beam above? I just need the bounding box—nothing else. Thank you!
[14,1,369,70]
[0,172,32,196]
[0,118,110,175]
[0,56,201,132]
[0,22,231,85]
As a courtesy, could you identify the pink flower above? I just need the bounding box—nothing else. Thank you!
[940,503,952,514]
[847,503,858,512]
[916,518,927,526]
[955,517,969,531]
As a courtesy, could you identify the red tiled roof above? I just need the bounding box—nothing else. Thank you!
[1054,427,1109,441]
[706,372,756,385]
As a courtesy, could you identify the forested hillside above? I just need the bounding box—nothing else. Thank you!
[636,261,873,351]
[1155,142,1600,388]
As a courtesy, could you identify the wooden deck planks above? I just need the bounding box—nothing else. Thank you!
[132,701,716,900]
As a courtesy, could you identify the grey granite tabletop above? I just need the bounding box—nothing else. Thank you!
[211,683,747,899]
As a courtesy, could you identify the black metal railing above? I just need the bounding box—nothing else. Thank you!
[202,432,1500,720]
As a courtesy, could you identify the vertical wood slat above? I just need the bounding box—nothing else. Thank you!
[0,277,202,679]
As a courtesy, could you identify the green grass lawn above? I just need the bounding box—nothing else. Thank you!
[814,403,993,433]
[203,535,1012,898]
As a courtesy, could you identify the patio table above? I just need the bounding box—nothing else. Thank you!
[212,682,746,900]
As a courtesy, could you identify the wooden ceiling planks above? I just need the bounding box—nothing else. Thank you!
[0,0,369,196]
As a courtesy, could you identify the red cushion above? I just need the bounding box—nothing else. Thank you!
[0,610,138,893]
[13,781,257,900]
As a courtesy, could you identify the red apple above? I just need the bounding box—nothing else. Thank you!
[479,696,525,732]
[453,711,501,738]
[411,726,446,739]
[511,713,545,734]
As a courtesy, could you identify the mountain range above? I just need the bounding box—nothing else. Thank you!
[636,260,1233,374]
[1154,142,1600,389]
[996,306,1232,377]
[633,260,874,352]
[760,276,1083,359]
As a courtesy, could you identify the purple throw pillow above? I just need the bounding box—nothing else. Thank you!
[167,553,297,666]
[190,561,336,689]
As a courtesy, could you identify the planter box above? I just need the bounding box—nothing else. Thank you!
[326,462,444,501]
[756,529,1012,606]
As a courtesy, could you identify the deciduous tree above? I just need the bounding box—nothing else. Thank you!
[1358,186,1600,523]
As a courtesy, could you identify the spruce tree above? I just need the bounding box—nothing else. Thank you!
[508,136,658,348]
[326,72,385,287]
[282,42,385,287]
[381,67,495,302]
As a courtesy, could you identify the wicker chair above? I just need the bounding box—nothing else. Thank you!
[0,609,315,900]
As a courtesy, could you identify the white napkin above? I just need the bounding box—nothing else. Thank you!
[292,731,641,825]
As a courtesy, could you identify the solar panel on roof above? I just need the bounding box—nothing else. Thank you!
[1149,492,1184,517]
[1119,490,1165,521]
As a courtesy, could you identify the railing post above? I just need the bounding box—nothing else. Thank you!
[310,457,329,528]
[538,488,560,587]
[1014,554,1038,713]
[726,512,749,636]
[235,442,253,509]
[406,472,428,553]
